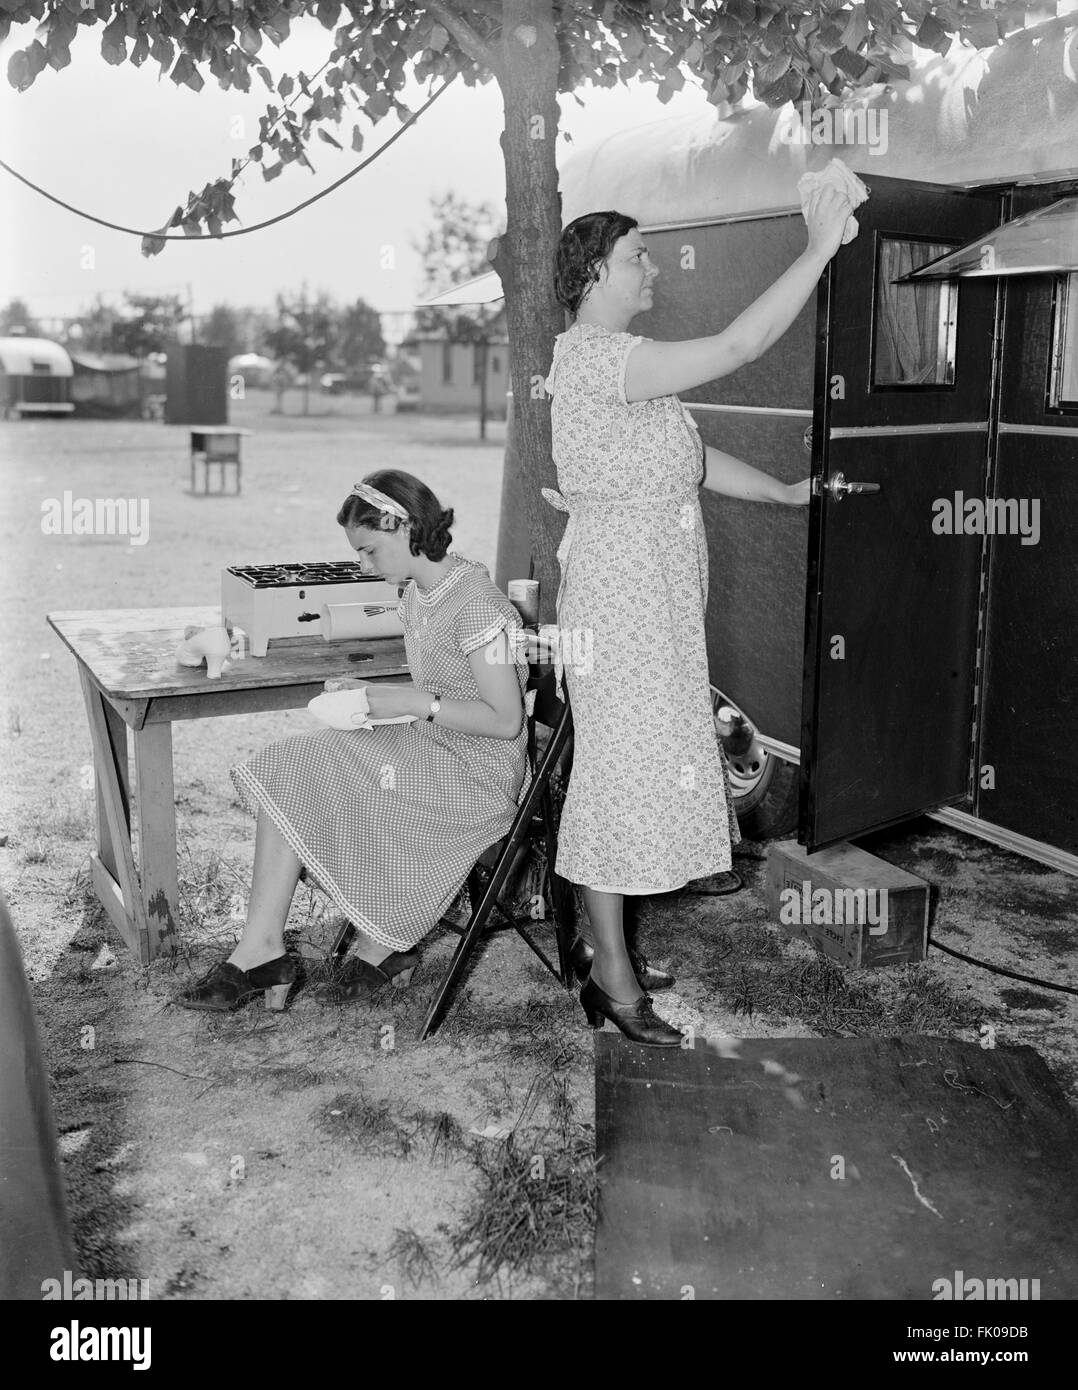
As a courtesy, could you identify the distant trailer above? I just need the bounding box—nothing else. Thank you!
[0,336,74,418]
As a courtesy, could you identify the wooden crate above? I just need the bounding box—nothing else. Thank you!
[765,839,929,968]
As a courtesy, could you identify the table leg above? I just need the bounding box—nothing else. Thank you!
[132,723,181,958]
[92,691,129,883]
[79,670,152,963]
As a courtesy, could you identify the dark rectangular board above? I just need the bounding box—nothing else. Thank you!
[595,1035,1078,1300]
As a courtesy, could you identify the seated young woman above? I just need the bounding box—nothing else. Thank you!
[178,469,528,1011]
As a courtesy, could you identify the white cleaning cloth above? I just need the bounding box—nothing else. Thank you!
[307,688,415,731]
[798,158,869,245]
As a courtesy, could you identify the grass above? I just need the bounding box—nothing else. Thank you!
[447,1124,597,1291]
[715,943,985,1036]
[388,1227,442,1289]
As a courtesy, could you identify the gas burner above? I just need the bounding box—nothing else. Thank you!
[225,562,373,588]
[222,562,402,655]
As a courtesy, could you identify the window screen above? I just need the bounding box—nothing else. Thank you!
[873,238,958,387]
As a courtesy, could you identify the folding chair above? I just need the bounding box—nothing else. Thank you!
[418,664,575,1039]
[323,663,576,1039]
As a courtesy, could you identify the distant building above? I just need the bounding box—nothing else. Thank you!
[69,352,143,419]
[415,308,508,417]
[0,337,74,417]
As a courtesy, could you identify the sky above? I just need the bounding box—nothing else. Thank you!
[0,13,717,337]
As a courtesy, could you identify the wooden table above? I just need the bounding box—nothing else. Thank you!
[46,607,408,964]
[189,427,252,495]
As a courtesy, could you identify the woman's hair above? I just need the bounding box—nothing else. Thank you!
[553,210,639,315]
[336,469,454,561]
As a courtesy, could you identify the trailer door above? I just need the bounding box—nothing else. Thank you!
[800,176,1002,851]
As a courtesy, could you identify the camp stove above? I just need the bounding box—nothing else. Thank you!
[222,562,403,656]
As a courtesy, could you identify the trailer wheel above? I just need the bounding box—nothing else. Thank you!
[711,686,799,840]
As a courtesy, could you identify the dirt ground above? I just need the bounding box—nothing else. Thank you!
[2,392,1076,1300]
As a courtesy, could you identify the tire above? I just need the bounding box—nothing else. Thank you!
[711,685,800,841]
[733,754,799,840]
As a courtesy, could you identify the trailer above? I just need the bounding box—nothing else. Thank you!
[498,21,1078,875]
[0,335,74,418]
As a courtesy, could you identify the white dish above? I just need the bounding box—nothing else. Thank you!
[307,690,416,731]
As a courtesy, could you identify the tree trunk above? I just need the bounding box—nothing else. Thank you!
[493,0,565,622]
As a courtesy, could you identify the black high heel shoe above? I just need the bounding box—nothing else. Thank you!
[177,954,298,1013]
[314,949,419,1005]
[569,936,675,991]
[580,975,683,1047]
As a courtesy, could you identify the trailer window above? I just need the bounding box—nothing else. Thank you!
[872,237,957,388]
[1051,272,1078,408]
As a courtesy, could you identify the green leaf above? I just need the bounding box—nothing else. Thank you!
[151,33,174,69]
[965,15,1001,49]
[278,73,293,98]
[756,51,791,89]
[865,0,901,27]
[100,17,126,66]
[914,13,948,52]
[840,4,870,53]
[129,32,149,68]
[832,46,869,78]
[366,89,391,120]
[248,143,263,162]
[263,161,284,181]
[351,124,364,152]
[7,48,31,92]
[317,126,342,149]
[264,11,291,44]
[240,25,261,57]
[140,231,168,259]
[429,23,449,52]
[171,53,204,92]
[46,34,71,72]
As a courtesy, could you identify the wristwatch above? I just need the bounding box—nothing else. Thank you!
[426,696,441,724]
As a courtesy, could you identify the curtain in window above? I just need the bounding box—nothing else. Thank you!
[875,240,952,385]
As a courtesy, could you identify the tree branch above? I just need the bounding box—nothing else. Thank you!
[424,0,503,79]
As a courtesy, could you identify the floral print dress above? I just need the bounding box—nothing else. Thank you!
[544,322,740,894]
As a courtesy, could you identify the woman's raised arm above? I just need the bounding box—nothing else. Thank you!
[623,185,852,403]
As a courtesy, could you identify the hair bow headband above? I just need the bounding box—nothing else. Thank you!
[349,481,409,521]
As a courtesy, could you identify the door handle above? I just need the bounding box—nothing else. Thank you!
[812,471,881,501]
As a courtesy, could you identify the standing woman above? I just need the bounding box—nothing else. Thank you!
[545,189,852,1045]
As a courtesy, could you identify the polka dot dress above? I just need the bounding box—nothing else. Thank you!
[545,321,740,894]
[231,559,529,951]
